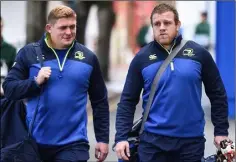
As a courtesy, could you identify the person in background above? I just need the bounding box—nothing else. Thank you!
[3,5,109,162]
[0,16,17,97]
[136,15,152,48]
[194,11,211,50]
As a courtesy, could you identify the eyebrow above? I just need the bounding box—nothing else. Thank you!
[154,19,172,22]
[153,19,173,24]
[58,24,76,28]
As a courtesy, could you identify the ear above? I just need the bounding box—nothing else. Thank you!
[45,24,52,34]
[177,20,181,32]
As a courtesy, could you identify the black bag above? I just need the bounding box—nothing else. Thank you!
[121,40,189,162]
[0,43,44,162]
[125,118,142,162]
[1,137,42,162]
[1,98,27,148]
[203,155,217,162]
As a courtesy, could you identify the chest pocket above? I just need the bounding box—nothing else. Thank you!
[172,58,202,81]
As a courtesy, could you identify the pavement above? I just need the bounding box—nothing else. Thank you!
[86,63,235,161]
[86,63,128,117]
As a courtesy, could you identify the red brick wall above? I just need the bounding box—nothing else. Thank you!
[113,1,157,54]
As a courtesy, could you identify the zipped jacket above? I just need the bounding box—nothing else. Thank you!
[115,35,228,143]
[3,35,109,145]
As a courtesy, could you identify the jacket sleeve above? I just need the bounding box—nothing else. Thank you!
[115,55,143,143]
[3,47,41,100]
[201,49,229,136]
[88,55,110,144]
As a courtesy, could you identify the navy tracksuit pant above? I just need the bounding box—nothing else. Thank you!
[138,131,206,162]
[38,141,89,162]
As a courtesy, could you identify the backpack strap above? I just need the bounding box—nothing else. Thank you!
[32,43,44,67]
[28,42,44,137]
[139,40,189,135]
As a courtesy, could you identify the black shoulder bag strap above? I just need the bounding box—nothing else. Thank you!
[28,43,44,137]
[139,40,188,135]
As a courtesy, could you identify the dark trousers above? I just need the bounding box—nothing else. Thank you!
[138,132,205,162]
[38,141,90,162]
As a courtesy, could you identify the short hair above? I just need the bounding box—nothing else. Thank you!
[201,12,208,18]
[150,3,179,26]
[47,5,76,24]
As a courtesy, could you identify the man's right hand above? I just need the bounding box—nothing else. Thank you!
[35,67,51,85]
[115,141,130,161]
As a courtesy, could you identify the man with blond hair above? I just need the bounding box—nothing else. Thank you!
[3,5,109,162]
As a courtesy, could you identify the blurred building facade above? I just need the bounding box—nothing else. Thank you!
[1,1,214,63]
[110,1,176,65]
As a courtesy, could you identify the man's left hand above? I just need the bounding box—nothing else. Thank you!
[214,136,230,149]
[95,142,109,162]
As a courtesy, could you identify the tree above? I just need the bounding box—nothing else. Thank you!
[26,1,47,44]
[69,1,116,81]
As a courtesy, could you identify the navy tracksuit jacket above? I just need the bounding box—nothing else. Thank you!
[115,35,229,143]
[3,35,109,146]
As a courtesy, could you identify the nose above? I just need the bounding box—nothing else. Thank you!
[65,27,72,35]
[160,23,166,31]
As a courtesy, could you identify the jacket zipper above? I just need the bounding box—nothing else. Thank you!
[44,39,74,72]
[170,62,174,71]
[157,40,176,71]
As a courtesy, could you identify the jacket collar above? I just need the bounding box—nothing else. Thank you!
[153,34,183,52]
[38,33,77,53]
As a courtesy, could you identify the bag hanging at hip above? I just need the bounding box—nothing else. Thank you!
[1,43,44,162]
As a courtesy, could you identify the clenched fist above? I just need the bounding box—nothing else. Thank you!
[35,67,51,85]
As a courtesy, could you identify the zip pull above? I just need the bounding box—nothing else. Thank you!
[170,61,174,71]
